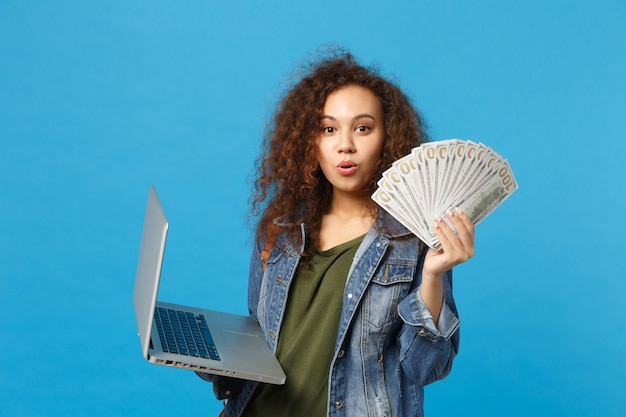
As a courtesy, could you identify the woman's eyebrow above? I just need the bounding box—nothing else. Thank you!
[319,114,376,121]
[353,113,376,121]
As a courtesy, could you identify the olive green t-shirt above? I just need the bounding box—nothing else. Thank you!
[244,234,365,417]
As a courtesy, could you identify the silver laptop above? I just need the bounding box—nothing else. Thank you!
[133,185,286,384]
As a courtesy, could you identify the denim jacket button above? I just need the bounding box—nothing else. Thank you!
[419,329,427,337]
[337,349,344,358]
[335,401,343,409]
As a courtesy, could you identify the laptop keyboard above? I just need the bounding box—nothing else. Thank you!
[154,307,220,361]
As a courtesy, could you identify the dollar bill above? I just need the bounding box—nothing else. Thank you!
[372,139,518,250]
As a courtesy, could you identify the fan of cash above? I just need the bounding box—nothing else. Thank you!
[372,139,518,250]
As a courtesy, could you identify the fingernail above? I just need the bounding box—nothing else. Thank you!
[445,209,454,217]
[433,215,441,228]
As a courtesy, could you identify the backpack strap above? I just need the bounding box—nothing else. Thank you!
[260,223,279,271]
[260,246,273,271]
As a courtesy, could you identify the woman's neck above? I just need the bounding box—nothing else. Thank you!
[318,190,375,251]
[326,188,372,218]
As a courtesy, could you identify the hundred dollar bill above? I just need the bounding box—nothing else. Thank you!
[440,140,473,210]
[372,185,430,243]
[378,176,422,231]
[445,142,498,209]
[410,146,430,219]
[434,139,462,212]
[452,146,503,209]
[454,159,518,226]
[389,150,431,235]
[420,142,440,216]
[381,170,421,231]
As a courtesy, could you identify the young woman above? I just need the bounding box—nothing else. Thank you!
[202,50,475,417]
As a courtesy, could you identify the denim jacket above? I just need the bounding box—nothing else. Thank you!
[208,209,460,417]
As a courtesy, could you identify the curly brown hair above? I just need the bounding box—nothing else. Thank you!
[251,49,429,256]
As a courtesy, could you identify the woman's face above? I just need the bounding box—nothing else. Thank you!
[316,85,385,198]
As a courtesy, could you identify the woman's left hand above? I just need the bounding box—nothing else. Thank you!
[423,208,475,279]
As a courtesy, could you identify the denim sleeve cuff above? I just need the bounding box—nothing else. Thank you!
[398,286,460,340]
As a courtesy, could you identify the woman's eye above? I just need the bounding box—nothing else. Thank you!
[322,126,335,133]
[356,125,371,132]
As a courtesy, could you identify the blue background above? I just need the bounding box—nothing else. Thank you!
[1,1,625,416]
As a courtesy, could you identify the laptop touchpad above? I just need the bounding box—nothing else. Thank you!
[224,329,260,338]
[221,329,267,351]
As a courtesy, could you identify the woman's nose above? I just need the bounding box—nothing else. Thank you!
[338,131,356,153]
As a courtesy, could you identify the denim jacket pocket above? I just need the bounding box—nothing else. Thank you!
[362,261,416,329]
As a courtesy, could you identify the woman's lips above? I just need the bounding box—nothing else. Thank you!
[337,161,358,175]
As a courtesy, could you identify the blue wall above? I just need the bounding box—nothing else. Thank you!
[1,1,624,416]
